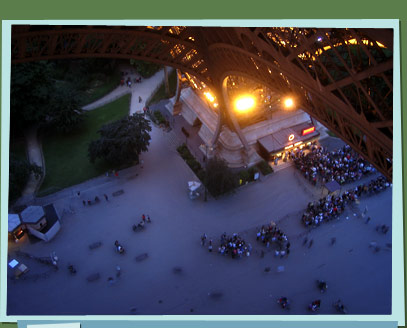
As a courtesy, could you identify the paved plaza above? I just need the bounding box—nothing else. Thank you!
[7,122,392,315]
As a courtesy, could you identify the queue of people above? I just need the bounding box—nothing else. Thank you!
[301,176,391,227]
[293,144,374,186]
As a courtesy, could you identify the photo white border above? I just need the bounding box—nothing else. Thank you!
[1,19,403,325]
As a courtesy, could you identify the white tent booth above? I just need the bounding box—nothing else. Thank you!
[188,181,202,200]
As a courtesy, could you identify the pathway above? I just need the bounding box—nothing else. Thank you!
[82,67,172,114]
[17,126,45,205]
[18,66,171,203]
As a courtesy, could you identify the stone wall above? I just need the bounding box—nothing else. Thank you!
[177,87,314,168]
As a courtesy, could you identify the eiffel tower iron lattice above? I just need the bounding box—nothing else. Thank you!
[11,25,394,180]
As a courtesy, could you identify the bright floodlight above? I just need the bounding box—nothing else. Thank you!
[284,97,294,109]
[235,96,255,113]
[204,91,215,102]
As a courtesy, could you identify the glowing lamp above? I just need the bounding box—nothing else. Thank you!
[284,98,294,109]
[235,96,255,113]
[288,134,295,141]
[204,92,215,102]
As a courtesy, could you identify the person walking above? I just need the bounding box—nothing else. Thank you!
[139,96,142,103]
[303,237,308,246]
[208,240,213,252]
[116,266,121,277]
[362,205,368,217]
[82,200,86,206]
[201,233,207,246]
[104,194,109,201]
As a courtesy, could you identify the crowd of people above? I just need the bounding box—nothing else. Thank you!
[218,233,251,258]
[119,71,142,87]
[256,222,291,258]
[301,176,391,227]
[202,233,251,259]
[293,144,375,186]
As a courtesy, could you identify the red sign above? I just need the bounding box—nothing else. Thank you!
[302,126,315,136]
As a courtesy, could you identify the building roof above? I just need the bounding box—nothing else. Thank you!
[42,204,60,233]
[258,122,319,154]
[20,206,45,224]
[8,214,21,232]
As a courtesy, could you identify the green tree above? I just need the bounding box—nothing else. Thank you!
[88,114,152,166]
[10,62,55,131]
[11,61,85,134]
[9,154,42,203]
[205,157,238,197]
[46,83,85,133]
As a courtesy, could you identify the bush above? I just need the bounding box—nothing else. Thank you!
[186,158,202,172]
[177,144,202,177]
[238,167,259,184]
[154,110,163,121]
[206,158,238,197]
[196,169,205,181]
[177,144,190,159]
[238,170,250,184]
[153,110,168,125]
[177,145,239,198]
[248,167,259,178]
[257,160,273,175]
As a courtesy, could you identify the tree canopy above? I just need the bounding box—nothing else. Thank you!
[205,157,238,197]
[10,61,85,134]
[88,114,152,166]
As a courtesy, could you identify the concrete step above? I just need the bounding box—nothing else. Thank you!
[269,160,294,173]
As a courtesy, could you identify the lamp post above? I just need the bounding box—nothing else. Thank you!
[204,145,208,202]
[202,143,213,202]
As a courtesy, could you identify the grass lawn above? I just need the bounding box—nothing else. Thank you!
[38,94,131,196]
[80,70,121,106]
[147,69,177,106]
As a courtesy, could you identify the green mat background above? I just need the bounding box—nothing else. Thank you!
[0,0,406,327]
